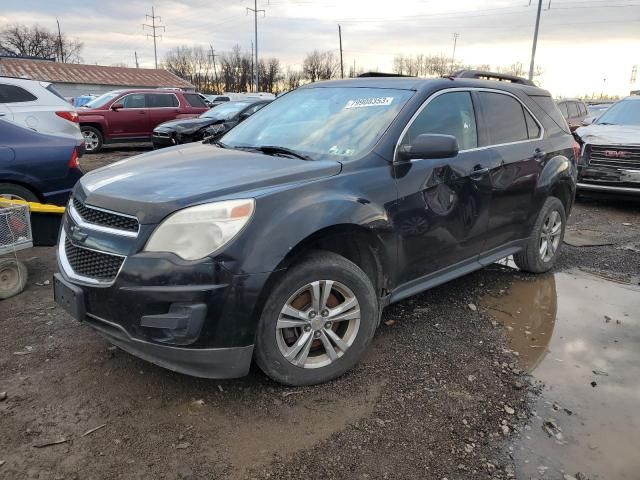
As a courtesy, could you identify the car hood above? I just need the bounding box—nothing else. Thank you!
[155,117,219,133]
[76,143,342,224]
[575,124,640,145]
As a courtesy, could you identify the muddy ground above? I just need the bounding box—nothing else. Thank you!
[0,147,638,479]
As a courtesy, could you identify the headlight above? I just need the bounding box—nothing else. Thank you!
[144,199,255,260]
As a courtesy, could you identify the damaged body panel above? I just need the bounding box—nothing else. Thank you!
[574,97,640,195]
[152,99,271,149]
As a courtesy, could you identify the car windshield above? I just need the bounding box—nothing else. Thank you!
[595,100,640,126]
[84,91,123,109]
[200,102,251,120]
[221,87,415,161]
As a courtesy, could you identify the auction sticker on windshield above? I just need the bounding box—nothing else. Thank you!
[345,97,394,109]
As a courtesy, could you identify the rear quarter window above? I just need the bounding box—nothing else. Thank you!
[0,84,38,103]
[529,95,570,134]
[45,84,67,101]
[184,93,208,108]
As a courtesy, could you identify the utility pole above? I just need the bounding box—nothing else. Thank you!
[247,0,265,93]
[450,32,459,74]
[338,24,344,79]
[209,45,219,94]
[251,41,254,92]
[134,51,139,68]
[56,18,64,63]
[528,0,543,81]
[353,58,356,78]
[143,6,165,69]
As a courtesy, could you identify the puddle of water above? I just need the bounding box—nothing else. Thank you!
[483,269,640,480]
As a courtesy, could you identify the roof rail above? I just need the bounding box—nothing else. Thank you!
[358,72,413,78]
[450,70,535,86]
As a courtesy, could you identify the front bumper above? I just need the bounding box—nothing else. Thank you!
[151,132,176,148]
[577,182,640,195]
[84,304,254,379]
[54,207,272,379]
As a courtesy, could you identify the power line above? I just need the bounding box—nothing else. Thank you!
[143,6,165,69]
[247,0,266,92]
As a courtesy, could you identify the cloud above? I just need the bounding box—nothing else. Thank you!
[1,0,640,95]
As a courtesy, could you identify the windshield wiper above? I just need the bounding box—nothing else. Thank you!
[245,145,312,161]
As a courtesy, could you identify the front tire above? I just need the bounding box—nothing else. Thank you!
[514,197,566,273]
[255,252,378,386]
[81,126,103,154]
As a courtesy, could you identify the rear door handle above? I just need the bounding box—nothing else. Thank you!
[470,167,490,180]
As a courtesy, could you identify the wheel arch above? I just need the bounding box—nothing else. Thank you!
[536,153,576,214]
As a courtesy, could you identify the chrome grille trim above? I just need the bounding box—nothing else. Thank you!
[588,145,640,170]
[69,198,139,238]
[58,230,126,286]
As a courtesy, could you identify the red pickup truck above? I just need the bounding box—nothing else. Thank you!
[78,89,209,153]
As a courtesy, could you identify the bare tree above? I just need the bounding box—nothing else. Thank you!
[284,68,303,91]
[163,45,213,92]
[0,24,82,63]
[302,50,339,82]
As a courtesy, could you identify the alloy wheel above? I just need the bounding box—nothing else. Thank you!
[275,280,361,369]
[83,131,99,151]
[539,210,562,262]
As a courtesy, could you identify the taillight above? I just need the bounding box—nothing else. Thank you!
[572,141,581,164]
[56,111,79,123]
[69,147,80,169]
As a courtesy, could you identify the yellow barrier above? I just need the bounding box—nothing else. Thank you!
[2,199,66,214]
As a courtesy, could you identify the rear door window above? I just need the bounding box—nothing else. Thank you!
[184,93,208,108]
[478,92,529,145]
[403,91,478,151]
[146,93,179,108]
[567,102,579,118]
[0,84,38,103]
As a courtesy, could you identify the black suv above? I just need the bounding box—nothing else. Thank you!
[54,72,577,386]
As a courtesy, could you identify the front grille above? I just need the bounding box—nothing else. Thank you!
[588,145,640,170]
[64,237,124,281]
[72,198,139,233]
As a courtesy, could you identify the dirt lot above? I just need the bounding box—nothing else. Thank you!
[1,147,638,479]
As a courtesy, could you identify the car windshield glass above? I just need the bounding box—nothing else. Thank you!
[200,102,250,120]
[221,87,415,161]
[84,91,123,108]
[595,100,640,126]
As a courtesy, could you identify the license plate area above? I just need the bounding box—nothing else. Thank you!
[53,273,86,320]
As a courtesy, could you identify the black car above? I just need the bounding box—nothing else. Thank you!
[575,96,640,196]
[53,72,577,386]
[151,100,270,148]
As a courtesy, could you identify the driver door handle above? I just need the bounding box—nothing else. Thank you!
[470,167,490,180]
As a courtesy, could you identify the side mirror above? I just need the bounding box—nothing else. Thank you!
[111,103,124,111]
[581,116,595,126]
[397,134,459,161]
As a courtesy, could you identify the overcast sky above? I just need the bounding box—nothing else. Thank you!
[2,0,640,97]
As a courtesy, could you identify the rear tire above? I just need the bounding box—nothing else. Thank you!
[81,126,103,154]
[0,183,39,202]
[0,259,28,299]
[255,251,379,386]
[514,197,566,273]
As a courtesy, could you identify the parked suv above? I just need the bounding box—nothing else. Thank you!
[556,98,588,132]
[54,72,577,386]
[574,96,640,196]
[78,89,209,153]
[0,76,84,145]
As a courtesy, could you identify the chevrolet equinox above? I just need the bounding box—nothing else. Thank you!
[54,73,577,386]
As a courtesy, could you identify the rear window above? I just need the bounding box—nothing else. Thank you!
[184,93,208,108]
[0,84,37,103]
[478,92,528,145]
[45,83,67,101]
[530,95,570,134]
[146,93,179,108]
